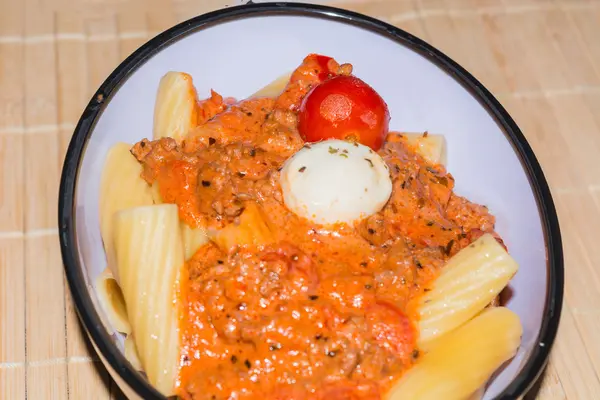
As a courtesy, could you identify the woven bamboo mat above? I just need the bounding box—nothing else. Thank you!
[1,0,599,398]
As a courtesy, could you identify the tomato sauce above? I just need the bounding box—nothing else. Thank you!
[131,54,499,400]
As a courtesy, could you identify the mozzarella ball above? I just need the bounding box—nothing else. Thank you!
[279,140,392,225]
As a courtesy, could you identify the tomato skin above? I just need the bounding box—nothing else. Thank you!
[365,301,416,361]
[312,54,335,81]
[298,75,390,150]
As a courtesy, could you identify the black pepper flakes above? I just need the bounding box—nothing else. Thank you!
[269,343,282,351]
[401,181,407,189]
[368,228,375,235]
[246,111,253,117]
[309,295,319,300]
[217,260,224,264]
[360,262,368,267]
[244,359,251,369]
[298,166,306,173]
[415,260,423,269]
[315,334,322,341]
[327,351,337,357]
[412,349,420,360]
[426,221,434,226]
[443,239,455,256]
[208,137,216,145]
[201,180,211,187]
[249,148,256,157]
[237,172,246,178]
[365,284,372,290]
[231,355,238,364]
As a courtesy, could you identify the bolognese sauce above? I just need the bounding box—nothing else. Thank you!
[131,54,499,400]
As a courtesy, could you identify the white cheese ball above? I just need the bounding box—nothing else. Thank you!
[280,139,392,225]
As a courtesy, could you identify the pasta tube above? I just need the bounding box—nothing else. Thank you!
[213,202,275,251]
[250,72,292,98]
[181,223,209,260]
[113,204,184,396]
[402,132,447,166]
[95,268,131,334]
[99,142,155,280]
[387,307,522,400]
[124,334,143,371]
[417,234,518,347]
[153,71,199,141]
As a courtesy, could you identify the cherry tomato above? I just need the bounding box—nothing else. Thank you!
[365,301,416,360]
[298,75,390,151]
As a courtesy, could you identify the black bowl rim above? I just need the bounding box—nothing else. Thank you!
[58,2,564,399]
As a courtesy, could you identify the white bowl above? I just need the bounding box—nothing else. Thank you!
[59,3,563,399]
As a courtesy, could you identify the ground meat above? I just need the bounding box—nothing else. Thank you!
[183,97,276,152]
[130,137,179,182]
[446,193,495,233]
[257,108,304,158]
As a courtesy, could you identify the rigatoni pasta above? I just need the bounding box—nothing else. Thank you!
[95,268,131,335]
[250,72,292,98]
[112,204,183,396]
[386,307,522,400]
[402,132,447,166]
[153,71,199,141]
[417,233,519,347]
[124,334,143,371]
[180,223,209,260]
[99,142,155,280]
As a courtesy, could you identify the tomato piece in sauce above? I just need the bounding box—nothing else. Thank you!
[315,380,380,400]
[365,301,416,361]
[298,75,390,150]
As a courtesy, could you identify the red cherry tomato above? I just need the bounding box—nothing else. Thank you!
[298,75,390,151]
[365,301,416,360]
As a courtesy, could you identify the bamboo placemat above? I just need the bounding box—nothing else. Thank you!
[1,0,599,398]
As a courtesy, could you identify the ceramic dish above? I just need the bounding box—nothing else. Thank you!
[58,3,563,399]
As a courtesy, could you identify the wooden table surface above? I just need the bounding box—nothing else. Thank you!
[1,0,599,398]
